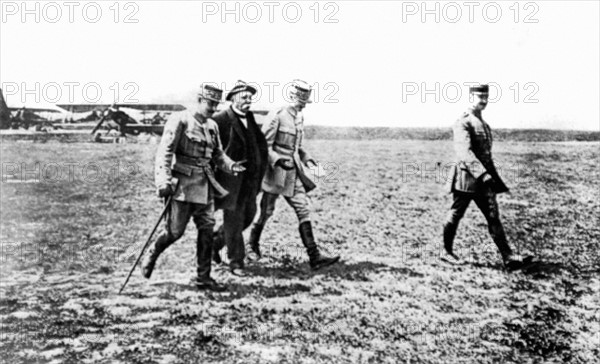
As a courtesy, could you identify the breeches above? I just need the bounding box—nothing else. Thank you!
[445,188,511,257]
[258,178,311,225]
[165,199,215,239]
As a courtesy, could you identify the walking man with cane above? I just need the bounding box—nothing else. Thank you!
[140,84,246,291]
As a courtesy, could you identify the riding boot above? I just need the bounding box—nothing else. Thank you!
[141,232,173,279]
[443,222,458,256]
[193,228,226,292]
[247,222,264,259]
[441,222,464,264]
[212,228,224,264]
[299,221,340,270]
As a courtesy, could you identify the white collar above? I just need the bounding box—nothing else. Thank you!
[232,105,246,118]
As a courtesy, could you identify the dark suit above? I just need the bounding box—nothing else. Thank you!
[212,107,268,268]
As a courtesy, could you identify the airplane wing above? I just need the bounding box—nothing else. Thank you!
[8,107,63,113]
[57,103,186,113]
[56,104,112,113]
[1,88,64,115]
[116,104,186,111]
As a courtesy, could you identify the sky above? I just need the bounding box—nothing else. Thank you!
[1,0,599,130]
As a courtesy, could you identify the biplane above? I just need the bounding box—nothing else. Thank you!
[56,102,271,139]
[56,103,187,137]
[0,88,64,131]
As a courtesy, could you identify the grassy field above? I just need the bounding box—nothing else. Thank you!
[1,139,598,363]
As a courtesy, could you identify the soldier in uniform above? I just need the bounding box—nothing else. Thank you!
[443,84,523,270]
[246,80,340,270]
[141,84,246,291]
[212,81,268,276]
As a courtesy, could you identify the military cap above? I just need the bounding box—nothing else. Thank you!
[290,79,313,103]
[469,84,489,95]
[226,80,257,101]
[198,84,223,102]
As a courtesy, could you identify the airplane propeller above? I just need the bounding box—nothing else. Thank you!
[90,107,112,135]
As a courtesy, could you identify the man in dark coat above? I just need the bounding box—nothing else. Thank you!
[212,81,268,276]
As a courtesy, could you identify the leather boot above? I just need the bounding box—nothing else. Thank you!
[194,228,226,292]
[141,232,172,279]
[247,223,264,259]
[443,223,457,256]
[299,221,340,270]
[503,253,523,271]
[212,228,223,264]
[441,223,462,264]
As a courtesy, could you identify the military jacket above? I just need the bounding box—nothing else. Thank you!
[447,108,508,194]
[155,110,234,204]
[261,105,316,197]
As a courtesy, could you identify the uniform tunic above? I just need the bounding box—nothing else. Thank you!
[154,110,234,231]
[156,110,234,204]
[444,108,512,258]
[261,105,316,197]
[258,105,316,224]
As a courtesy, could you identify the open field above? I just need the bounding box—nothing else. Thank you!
[2,126,599,143]
[1,139,599,363]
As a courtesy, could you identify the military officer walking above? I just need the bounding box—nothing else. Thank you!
[141,85,246,291]
[246,80,340,270]
[443,84,522,270]
[212,81,268,276]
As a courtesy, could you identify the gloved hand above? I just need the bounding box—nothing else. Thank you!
[479,173,496,190]
[481,173,493,184]
[232,160,247,174]
[306,158,318,168]
[276,158,294,170]
[158,184,173,198]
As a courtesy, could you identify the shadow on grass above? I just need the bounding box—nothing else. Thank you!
[141,279,312,302]
[147,281,198,292]
[208,282,312,302]
[521,260,564,278]
[245,260,423,281]
[470,258,565,276]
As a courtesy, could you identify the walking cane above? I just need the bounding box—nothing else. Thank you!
[118,180,179,294]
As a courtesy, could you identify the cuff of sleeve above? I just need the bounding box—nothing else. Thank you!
[473,170,487,179]
[270,154,283,168]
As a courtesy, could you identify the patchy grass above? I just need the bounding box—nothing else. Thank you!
[0,139,598,363]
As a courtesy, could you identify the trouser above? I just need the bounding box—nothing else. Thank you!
[213,186,258,268]
[150,199,215,279]
[443,187,512,259]
[256,178,311,226]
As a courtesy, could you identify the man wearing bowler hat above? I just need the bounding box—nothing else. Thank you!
[141,84,246,291]
[212,81,268,276]
[443,84,523,270]
[246,79,340,270]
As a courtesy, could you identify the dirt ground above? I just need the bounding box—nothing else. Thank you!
[1,139,598,363]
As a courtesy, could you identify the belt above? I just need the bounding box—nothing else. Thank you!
[274,142,295,150]
[174,154,229,198]
[176,154,211,167]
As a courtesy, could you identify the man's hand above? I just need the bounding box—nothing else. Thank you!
[158,184,173,198]
[479,173,496,190]
[232,160,246,174]
[276,157,295,170]
[306,158,318,168]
